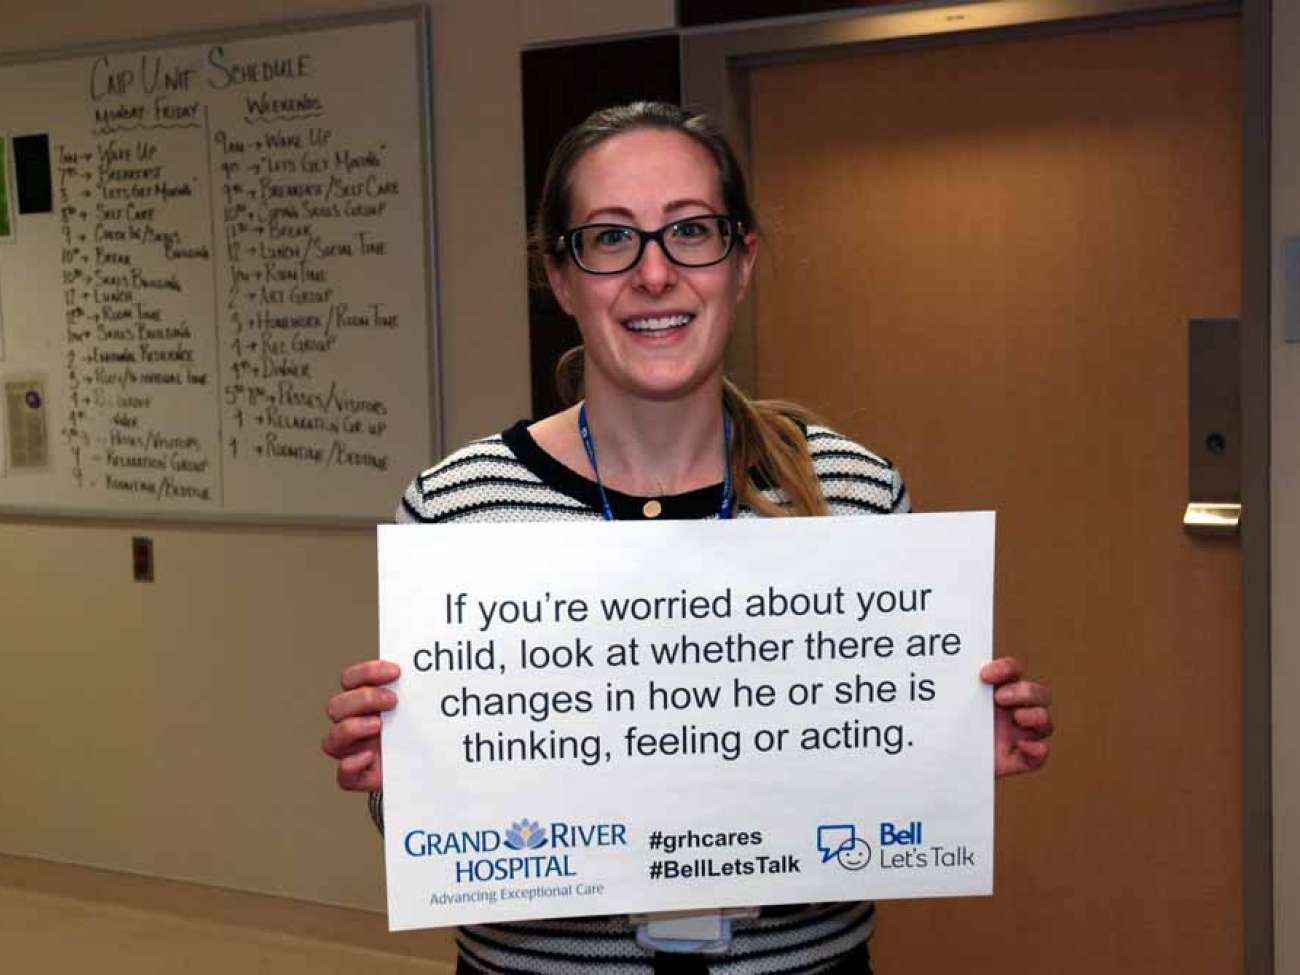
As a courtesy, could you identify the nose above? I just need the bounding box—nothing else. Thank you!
[632,238,677,295]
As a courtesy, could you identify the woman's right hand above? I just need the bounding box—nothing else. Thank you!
[322,660,400,792]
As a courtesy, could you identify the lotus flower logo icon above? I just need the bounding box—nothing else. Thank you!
[504,819,548,850]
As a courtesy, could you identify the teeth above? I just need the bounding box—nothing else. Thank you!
[624,314,693,333]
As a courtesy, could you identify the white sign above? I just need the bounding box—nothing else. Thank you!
[378,512,995,931]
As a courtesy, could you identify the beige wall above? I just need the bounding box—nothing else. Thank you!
[0,0,671,913]
[1273,4,1299,973]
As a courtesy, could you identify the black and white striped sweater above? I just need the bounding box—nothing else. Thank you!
[384,420,909,974]
[399,421,908,525]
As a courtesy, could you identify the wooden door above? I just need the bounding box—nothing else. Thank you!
[748,17,1242,973]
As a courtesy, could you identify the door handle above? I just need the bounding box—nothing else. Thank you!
[1183,318,1240,536]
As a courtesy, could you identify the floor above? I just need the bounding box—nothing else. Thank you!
[0,854,457,974]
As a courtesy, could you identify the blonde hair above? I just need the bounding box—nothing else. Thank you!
[541,102,829,517]
[555,348,830,517]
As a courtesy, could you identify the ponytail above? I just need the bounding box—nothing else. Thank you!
[722,378,830,517]
[555,348,829,517]
[555,346,585,411]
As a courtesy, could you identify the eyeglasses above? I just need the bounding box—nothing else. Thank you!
[556,214,742,275]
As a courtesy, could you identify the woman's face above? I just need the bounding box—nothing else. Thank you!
[546,128,757,404]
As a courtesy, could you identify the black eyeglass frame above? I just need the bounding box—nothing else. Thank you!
[554,214,745,275]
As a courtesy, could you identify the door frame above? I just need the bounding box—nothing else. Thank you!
[680,2,1272,973]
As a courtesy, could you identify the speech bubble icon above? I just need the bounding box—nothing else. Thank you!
[817,824,856,863]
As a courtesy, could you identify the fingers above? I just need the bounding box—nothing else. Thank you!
[326,660,397,793]
[1012,706,1054,736]
[994,680,1052,709]
[979,657,1023,685]
[321,715,382,759]
[991,670,1054,778]
[325,725,383,791]
[341,659,400,691]
[325,724,383,791]
[336,748,382,792]
[327,685,398,723]
[1012,738,1049,768]
[338,749,375,773]
[996,736,1050,778]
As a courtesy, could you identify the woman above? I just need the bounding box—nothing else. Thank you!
[323,101,1053,974]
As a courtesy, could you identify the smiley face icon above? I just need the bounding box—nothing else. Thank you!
[835,839,872,871]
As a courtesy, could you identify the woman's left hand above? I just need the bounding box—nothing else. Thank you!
[980,657,1053,778]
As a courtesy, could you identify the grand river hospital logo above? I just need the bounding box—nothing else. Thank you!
[504,819,548,850]
[817,824,872,871]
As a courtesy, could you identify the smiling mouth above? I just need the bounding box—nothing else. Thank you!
[622,313,695,334]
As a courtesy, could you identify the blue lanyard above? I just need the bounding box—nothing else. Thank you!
[577,403,734,521]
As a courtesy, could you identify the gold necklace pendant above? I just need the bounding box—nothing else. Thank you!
[642,499,663,519]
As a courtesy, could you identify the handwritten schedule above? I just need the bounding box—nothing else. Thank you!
[0,12,436,520]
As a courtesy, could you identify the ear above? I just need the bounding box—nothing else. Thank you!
[545,257,575,316]
[733,231,759,304]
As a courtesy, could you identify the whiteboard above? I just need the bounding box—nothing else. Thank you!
[0,9,439,522]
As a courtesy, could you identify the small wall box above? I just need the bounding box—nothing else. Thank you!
[1285,236,1300,343]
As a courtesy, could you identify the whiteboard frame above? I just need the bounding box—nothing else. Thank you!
[0,5,441,527]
